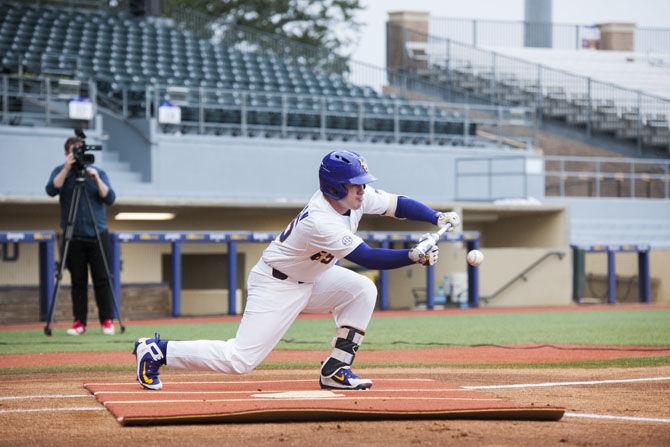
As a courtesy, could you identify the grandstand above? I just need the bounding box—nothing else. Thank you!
[389,18,670,155]
[0,1,536,147]
[484,48,670,100]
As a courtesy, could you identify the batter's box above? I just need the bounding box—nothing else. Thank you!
[84,378,564,425]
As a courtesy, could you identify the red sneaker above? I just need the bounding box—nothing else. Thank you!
[66,320,86,336]
[101,319,115,335]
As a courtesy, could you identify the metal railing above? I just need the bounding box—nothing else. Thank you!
[142,84,533,147]
[393,24,670,152]
[0,71,535,148]
[454,154,670,200]
[0,75,97,127]
[545,155,670,199]
[429,17,670,54]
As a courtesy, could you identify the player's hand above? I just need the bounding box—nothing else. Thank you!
[409,244,439,266]
[437,211,460,231]
[409,234,440,266]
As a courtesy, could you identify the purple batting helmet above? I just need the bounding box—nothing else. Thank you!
[319,150,377,200]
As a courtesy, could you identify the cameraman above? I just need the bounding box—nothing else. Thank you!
[45,136,117,336]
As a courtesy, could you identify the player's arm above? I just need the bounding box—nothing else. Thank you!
[344,241,438,269]
[394,196,460,230]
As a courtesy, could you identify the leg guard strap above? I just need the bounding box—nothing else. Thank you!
[334,326,365,345]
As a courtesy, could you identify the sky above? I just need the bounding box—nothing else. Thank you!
[350,0,670,70]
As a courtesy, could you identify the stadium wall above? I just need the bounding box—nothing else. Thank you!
[555,198,670,222]
[0,123,544,203]
[545,197,670,247]
[150,134,543,203]
[478,248,571,306]
[0,122,104,197]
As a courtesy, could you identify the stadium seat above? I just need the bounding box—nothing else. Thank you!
[0,2,477,145]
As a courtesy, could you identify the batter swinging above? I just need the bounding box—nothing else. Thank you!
[134,150,460,390]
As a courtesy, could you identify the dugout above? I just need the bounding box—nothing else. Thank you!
[0,198,575,322]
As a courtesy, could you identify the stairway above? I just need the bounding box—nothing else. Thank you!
[98,150,143,185]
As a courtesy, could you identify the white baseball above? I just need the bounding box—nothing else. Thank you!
[466,249,484,266]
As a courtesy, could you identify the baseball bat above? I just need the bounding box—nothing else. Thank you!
[433,222,452,239]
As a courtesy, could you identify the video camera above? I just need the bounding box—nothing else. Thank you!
[72,128,102,169]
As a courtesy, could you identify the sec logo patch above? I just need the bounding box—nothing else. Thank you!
[342,236,353,246]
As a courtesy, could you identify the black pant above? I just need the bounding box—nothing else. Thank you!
[64,231,113,325]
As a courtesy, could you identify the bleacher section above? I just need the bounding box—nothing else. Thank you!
[484,48,670,100]
[0,2,493,146]
[401,38,670,152]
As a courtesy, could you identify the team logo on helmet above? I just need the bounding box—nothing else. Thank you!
[359,159,369,173]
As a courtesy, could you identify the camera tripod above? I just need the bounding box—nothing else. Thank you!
[44,168,125,336]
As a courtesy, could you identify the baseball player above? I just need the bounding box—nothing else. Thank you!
[134,150,460,390]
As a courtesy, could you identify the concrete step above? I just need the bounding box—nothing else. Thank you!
[97,150,147,184]
[99,159,131,172]
[101,151,122,163]
[107,171,143,184]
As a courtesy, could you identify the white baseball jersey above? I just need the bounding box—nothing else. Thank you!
[167,187,392,375]
[262,187,393,283]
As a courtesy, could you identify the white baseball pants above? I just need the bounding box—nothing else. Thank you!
[167,260,377,374]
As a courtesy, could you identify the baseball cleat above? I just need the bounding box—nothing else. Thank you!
[319,366,372,390]
[133,333,166,390]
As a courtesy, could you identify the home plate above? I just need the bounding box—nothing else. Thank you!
[84,378,564,425]
[251,390,344,399]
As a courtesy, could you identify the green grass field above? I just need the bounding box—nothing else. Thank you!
[2,308,669,355]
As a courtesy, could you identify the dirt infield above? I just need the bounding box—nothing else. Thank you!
[1,368,669,446]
